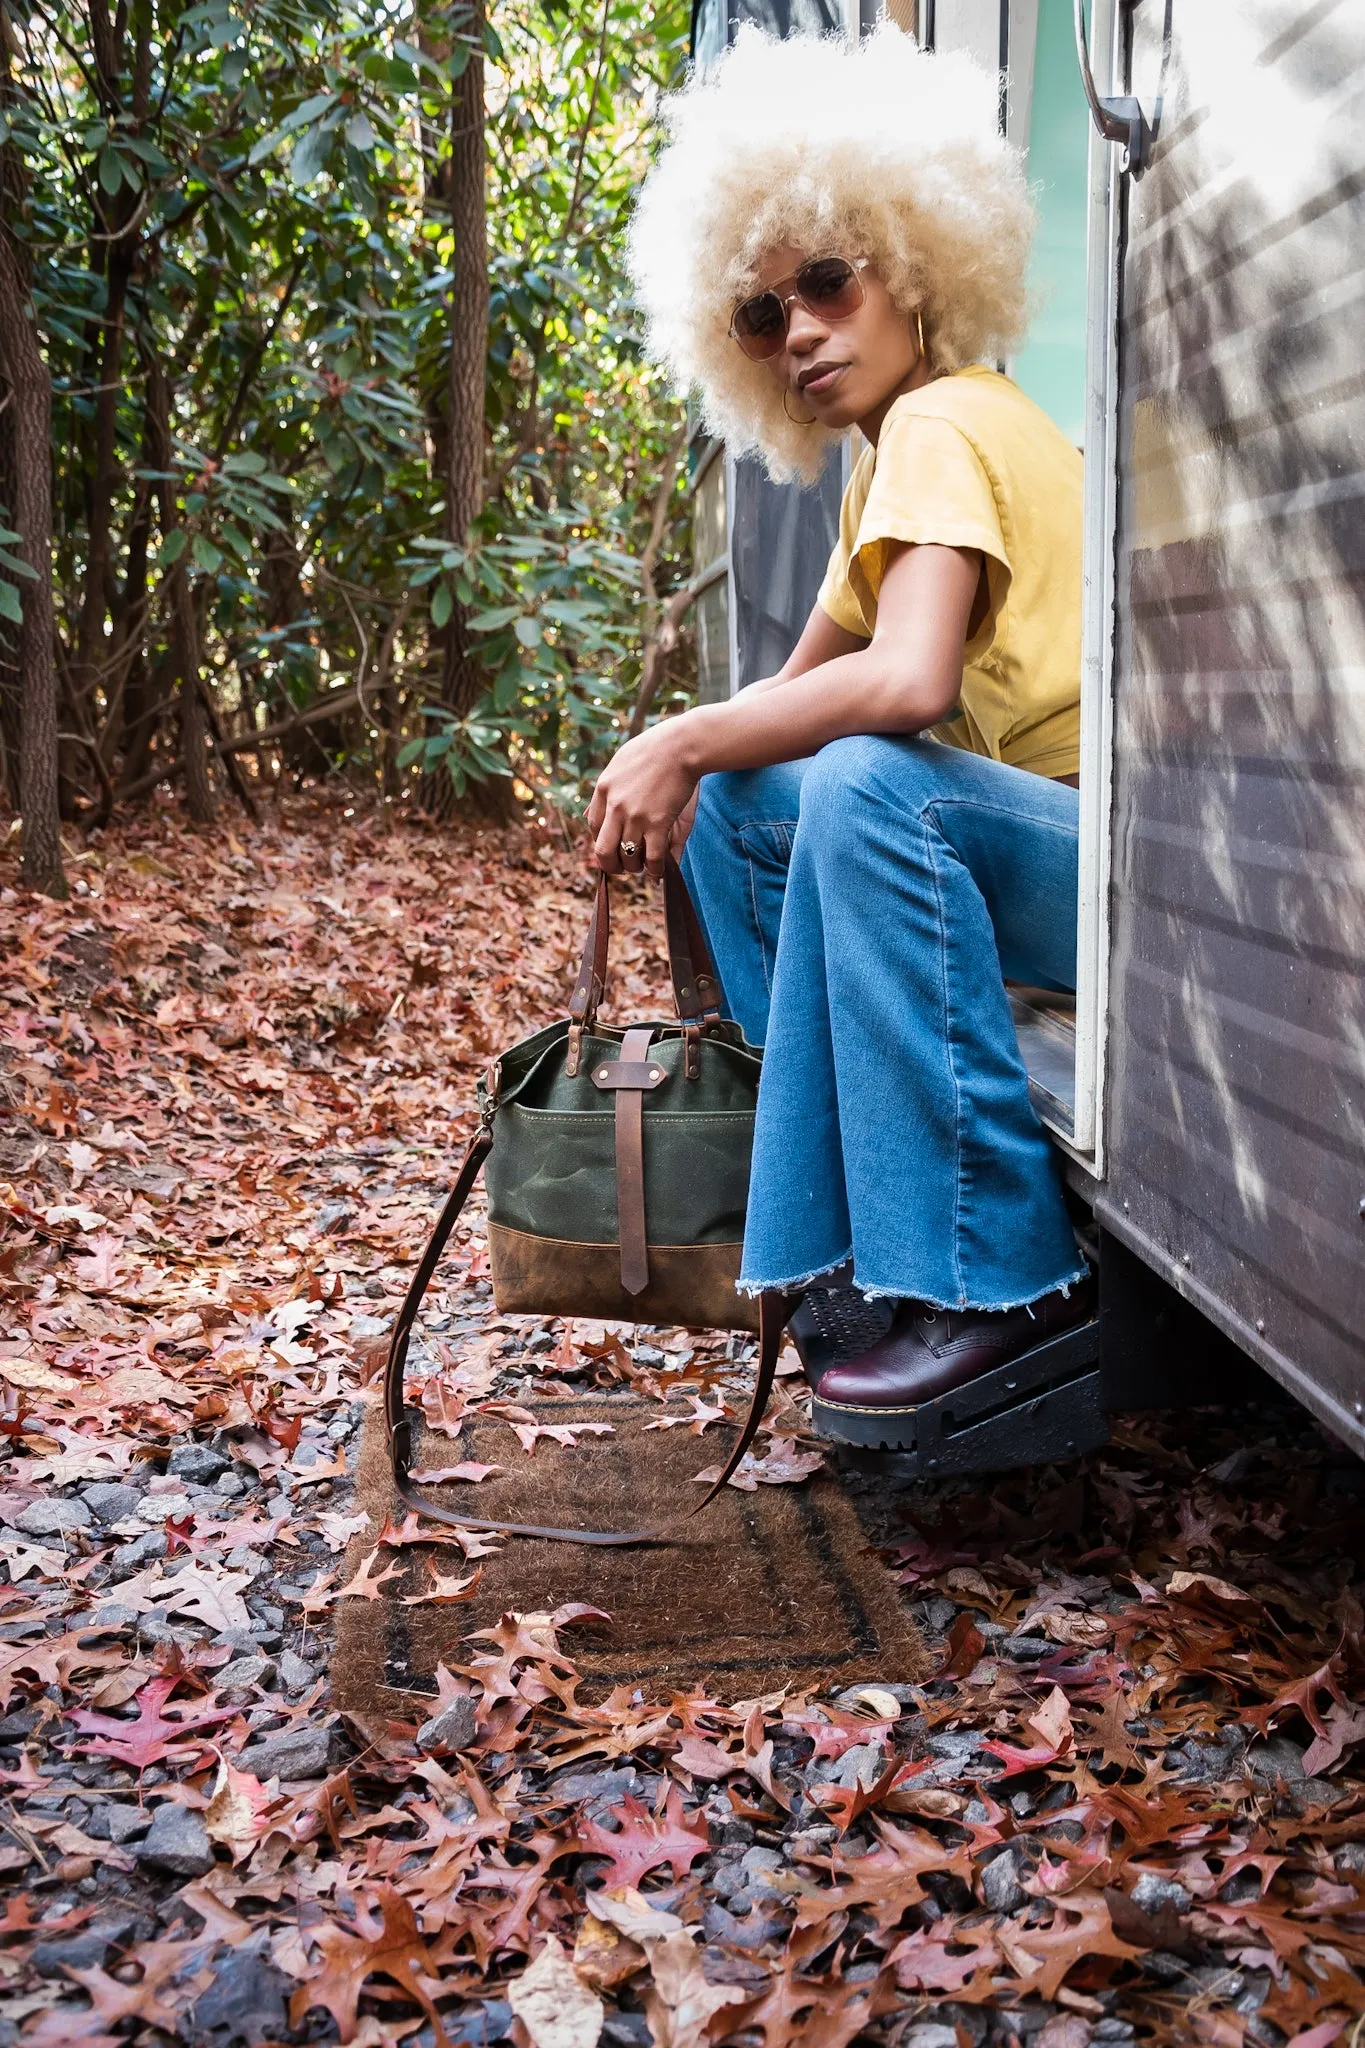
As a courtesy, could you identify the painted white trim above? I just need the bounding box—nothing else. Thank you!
[1006,0,1040,153]
[687,435,723,497]
[725,449,742,697]
[1065,0,1122,1172]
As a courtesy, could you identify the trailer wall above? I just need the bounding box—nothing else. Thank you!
[1096,0,1365,1442]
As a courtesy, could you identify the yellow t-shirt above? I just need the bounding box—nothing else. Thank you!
[817,366,1082,780]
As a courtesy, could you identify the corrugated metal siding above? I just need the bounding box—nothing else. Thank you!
[1099,0,1365,1439]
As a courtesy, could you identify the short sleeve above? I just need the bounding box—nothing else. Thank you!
[817,539,867,635]
[847,412,1011,629]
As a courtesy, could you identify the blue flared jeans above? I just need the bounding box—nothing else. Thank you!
[682,735,1088,1310]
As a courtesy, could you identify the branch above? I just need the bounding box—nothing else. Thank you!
[115,684,372,804]
[564,0,613,242]
[626,419,690,738]
[195,676,259,822]
[640,418,688,609]
[627,580,697,738]
[212,249,307,462]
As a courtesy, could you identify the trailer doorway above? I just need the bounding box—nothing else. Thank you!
[903,0,1123,1171]
[686,0,1123,1172]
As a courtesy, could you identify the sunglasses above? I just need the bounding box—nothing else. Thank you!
[729,256,868,362]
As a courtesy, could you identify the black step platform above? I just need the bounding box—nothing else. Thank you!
[812,1318,1104,1480]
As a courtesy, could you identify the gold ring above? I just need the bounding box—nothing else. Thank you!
[620,840,639,857]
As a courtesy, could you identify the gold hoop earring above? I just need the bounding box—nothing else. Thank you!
[783,390,818,427]
[917,307,929,365]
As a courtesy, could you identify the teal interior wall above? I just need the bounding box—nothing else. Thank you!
[1012,0,1091,446]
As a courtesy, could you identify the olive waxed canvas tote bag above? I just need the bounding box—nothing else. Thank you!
[382,856,790,1546]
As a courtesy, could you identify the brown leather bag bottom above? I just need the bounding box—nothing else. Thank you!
[488,1223,760,1333]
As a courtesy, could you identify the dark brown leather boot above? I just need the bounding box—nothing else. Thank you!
[787,1265,895,1392]
[813,1277,1094,1417]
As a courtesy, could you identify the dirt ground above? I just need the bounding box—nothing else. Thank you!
[1,794,1362,2048]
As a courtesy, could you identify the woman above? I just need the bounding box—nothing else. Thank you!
[585,25,1092,1446]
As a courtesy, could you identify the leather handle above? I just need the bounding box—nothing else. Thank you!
[567,856,722,1036]
[383,1133,792,1547]
[613,1026,653,1297]
[663,861,722,1026]
[568,872,610,1027]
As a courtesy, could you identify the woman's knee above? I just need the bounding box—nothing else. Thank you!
[796,734,945,839]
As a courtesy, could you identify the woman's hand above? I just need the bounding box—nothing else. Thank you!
[585,719,699,878]
[669,786,700,860]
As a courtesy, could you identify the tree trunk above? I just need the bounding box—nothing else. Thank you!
[446,0,489,564]
[174,580,215,823]
[0,149,65,893]
[143,354,215,821]
[441,0,491,729]
[418,0,505,819]
[102,475,152,780]
[71,238,133,736]
[69,5,149,771]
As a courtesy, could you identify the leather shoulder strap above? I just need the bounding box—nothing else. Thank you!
[382,1136,789,1548]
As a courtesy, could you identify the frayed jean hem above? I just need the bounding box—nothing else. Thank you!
[738,1260,1092,1312]
[736,1253,854,1300]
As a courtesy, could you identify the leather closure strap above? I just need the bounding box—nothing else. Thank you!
[613,1026,653,1296]
[590,1058,667,1092]
[382,1126,792,1547]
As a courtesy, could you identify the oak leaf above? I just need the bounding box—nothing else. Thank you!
[401,1560,484,1606]
[204,1754,281,1862]
[574,1912,647,1991]
[155,1561,255,1634]
[1027,1685,1075,1755]
[26,1938,186,2040]
[1302,1699,1365,1776]
[993,1893,1143,1999]
[313,1508,371,1552]
[332,1547,405,1601]
[1077,1689,1142,1772]
[645,1394,728,1435]
[642,1929,750,2048]
[480,1401,614,1455]
[808,1758,918,1833]
[692,1436,824,1490]
[582,1887,687,1944]
[409,1460,504,1484]
[671,1733,744,1781]
[892,1916,1010,1998]
[289,1883,455,2046]
[730,1934,898,2045]
[68,1674,238,1772]
[507,1932,604,2048]
[576,1788,710,1889]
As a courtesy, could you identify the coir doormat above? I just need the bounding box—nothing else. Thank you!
[331,1393,926,1711]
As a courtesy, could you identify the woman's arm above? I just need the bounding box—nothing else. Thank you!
[587,540,979,874]
[744,602,870,694]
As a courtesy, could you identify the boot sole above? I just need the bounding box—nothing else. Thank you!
[810,1318,1104,1472]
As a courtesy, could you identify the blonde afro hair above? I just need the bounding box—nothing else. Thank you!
[627,25,1036,483]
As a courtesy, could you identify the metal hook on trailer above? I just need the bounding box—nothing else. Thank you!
[1073,0,1152,174]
